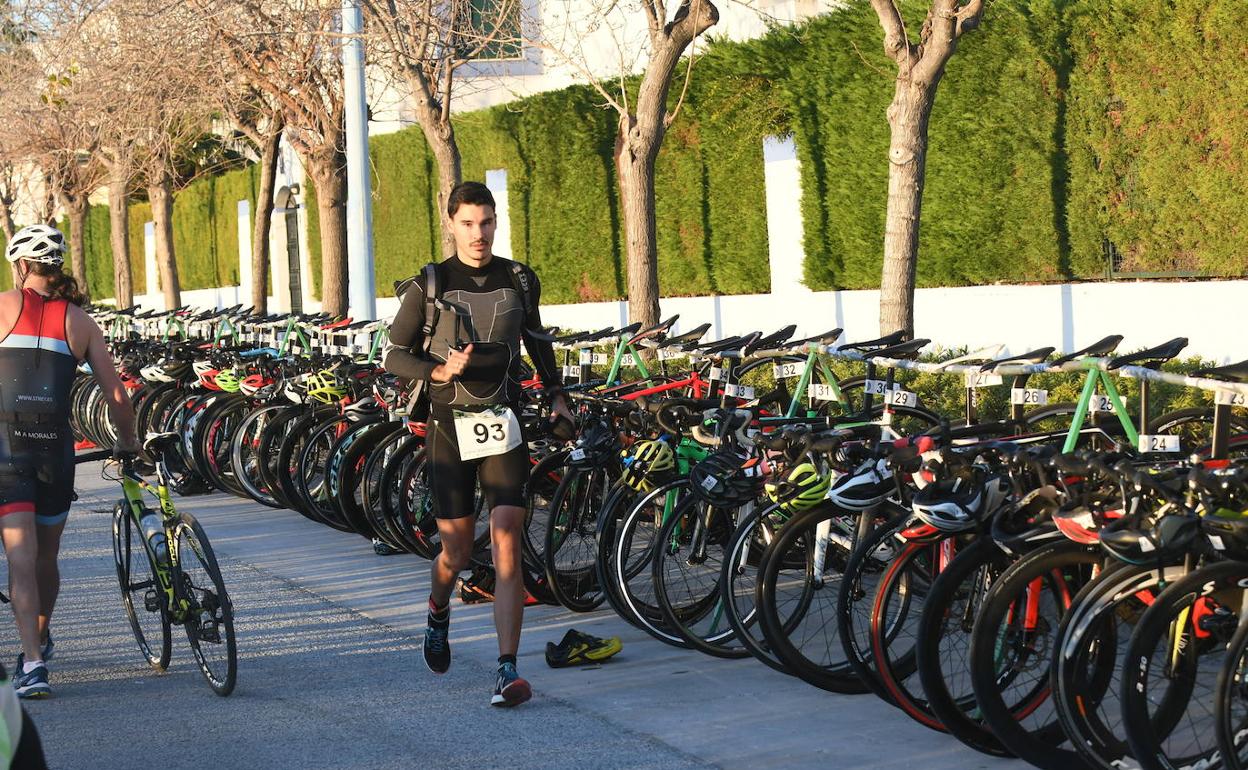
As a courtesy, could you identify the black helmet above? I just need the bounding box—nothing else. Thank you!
[689,450,763,508]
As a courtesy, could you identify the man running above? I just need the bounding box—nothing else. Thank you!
[384,182,570,706]
[1,225,139,698]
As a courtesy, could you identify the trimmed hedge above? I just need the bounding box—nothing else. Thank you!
[70,0,1248,304]
[1065,0,1248,276]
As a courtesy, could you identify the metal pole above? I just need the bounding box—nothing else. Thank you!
[342,0,376,320]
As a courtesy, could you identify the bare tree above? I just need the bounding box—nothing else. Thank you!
[871,0,984,336]
[363,0,523,256]
[535,0,719,327]
[197,0,351,315]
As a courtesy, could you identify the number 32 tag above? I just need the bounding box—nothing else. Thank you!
[452,406,523,461]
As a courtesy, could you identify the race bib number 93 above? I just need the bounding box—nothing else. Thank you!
[452,406,523,461]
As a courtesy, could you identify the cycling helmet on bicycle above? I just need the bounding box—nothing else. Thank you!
[690,450,763,508]
[240,373,276,400]
[827,455,893,511]
[992,485,1065,553]
[5,224,66,265]
[305,369,347,404]
[343,397,382,418]
[1202,509,1248,560]
[192,359,217,378]
[765,461,832,513]
[1099,508,1201,565]
[621,439,675,492]
[196,366,221,390]
[568,418,618,468]
[910,466,988,533]
[140,362,174,383]
[214,369,241,393]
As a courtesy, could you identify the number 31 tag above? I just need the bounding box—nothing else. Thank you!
[452,406,523,461]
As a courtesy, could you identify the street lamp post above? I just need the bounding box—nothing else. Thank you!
[342,0,376,320]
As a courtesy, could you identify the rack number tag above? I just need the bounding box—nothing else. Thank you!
[1010,388,1049,406]
[773,362,804,380]
[700,474,720,491]
[1138,434,1181,453]
[569,448,586,462]
[865,379,892,396]
[808,383,839,402]
[621,354,637,367]
[964,372,1003,388]
[886,389,918,408]
[724,384,755,399]
[1216,389,1248,407]
[579,351,609,366]
[1090,395,1114,413]
[562,365,580,380]
[708,366,724,380]
[659,349,685,361]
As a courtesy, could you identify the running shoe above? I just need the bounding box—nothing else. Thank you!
[545,629,623,668]
[423,625,450,674]
[12,657,50,699]
[491,662,531,707]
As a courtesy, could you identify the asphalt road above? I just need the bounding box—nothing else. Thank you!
[14,462,1024,770]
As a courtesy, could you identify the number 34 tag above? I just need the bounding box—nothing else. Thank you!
[452,406,523,461]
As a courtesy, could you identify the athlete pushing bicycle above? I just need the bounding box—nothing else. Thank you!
[384,182,572,706]
[0,225,139,698]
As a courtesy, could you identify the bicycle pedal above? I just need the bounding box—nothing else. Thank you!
[198,620,221,644]
[144,590,161,612]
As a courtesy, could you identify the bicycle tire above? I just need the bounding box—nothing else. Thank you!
[175,513,238,696]
[111,500,172,672]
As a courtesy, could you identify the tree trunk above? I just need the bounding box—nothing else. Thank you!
[406,74,462,258]
[309,156,349,316]
[108,168,133,308]
[0,195,14,243]
[251,130,282,314]
[616,120,662,329]
[877,81,936,338]
[148,174,181,309]
[64,194,89,289]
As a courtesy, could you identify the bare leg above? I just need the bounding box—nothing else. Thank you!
[489,505,525,657]
[35,518,67,645]
[429,516,477,608]
[1,512,43,663]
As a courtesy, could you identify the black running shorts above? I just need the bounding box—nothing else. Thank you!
[0,421,75,526]
[427,407,528,520]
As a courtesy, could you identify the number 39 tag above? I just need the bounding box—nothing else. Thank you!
[452,406,523,461]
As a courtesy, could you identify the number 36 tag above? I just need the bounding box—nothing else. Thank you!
[452,406,523,461]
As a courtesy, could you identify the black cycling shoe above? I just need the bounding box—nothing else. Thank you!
[545,629,623,668]
[423,625,450,674]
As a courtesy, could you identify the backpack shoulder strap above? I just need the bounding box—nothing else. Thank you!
[419,262,440,355]
[507,261,534,320]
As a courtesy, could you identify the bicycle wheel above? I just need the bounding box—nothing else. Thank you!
[1216,605,1248,770]
[1120,559,1248,770]
[967,541,1102,770]
[611,478,695,645]
[111,501,172,671]
[1051,561,1191,770]
[652,494,749,658]
[917,536,1025,757]
[544,463,613,612]
[174,513,238,696]
[720,502,798,674]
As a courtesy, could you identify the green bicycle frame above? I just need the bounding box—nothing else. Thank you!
[119,469,190,621]
[1061,360,1138,453]
[277,318,314,357]
[781,349,844,419]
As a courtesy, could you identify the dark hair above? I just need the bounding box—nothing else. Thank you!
[28,262,88,306]
[446,181,495,218]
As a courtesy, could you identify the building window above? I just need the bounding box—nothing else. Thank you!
[454,0,523,61]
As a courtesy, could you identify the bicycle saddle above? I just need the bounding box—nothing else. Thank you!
[872,338,930,360]
[837,330,907,352]
[627,315,680,346]
[788,328,843,347]
[661,322,712,347]
[1193,359,1248,384]
[752,325,798,351]
[1050,335,1124,366]
[1106,337,1189,370]
[143,432,181,454]
[982,347,1056,371]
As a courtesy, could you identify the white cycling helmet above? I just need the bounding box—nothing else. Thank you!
[5,224,67,266]
[827,456,894,511]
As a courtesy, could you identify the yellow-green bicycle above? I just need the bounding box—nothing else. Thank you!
[98,433,237,696]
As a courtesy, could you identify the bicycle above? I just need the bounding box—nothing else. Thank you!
[101,435,238,696]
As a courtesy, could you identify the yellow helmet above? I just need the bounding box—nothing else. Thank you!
[621,439,676,492]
